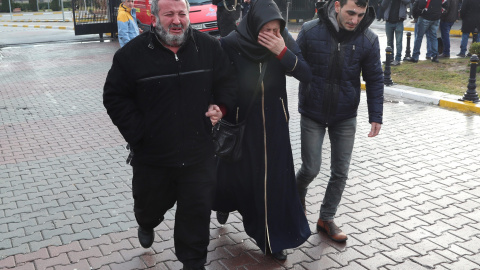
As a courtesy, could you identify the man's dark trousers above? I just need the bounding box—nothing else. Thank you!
[132,156,216,268]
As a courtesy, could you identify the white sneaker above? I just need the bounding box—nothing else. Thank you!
[391,60,401,66]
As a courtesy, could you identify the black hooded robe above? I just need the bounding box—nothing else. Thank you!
[213,0,311,254]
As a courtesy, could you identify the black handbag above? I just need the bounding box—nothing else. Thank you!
[212,62,268,161]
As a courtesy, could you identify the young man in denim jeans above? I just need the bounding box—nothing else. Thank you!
[381,0,410,65]
[296,0,384,242]
[407,0,448,63]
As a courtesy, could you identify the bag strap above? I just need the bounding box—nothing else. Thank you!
[223,0,237,11]
[242,62,268,120]
[424,0,431,10]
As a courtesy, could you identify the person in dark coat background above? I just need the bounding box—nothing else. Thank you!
[381,0,411,65]
[213,0,311,261]
[457,0,480,57]
[213,0,242,37]
[439,0,459,58]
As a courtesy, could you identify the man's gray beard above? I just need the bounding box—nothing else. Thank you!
[155,20,189,47]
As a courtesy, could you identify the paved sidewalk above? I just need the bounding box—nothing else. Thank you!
[0,39,479,270]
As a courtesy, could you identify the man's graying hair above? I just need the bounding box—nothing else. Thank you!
[151,0,190,18]
[338,0,368,7]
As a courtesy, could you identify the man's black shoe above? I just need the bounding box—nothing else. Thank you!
[439,54,450,58]
[272,250,287,261]
[456,53,466,57]
[138,227,154,248]
[183,266,206,270]
[216,211,229,225]
[431,55,439,63]
[406,58,418,63]
[426,56,431,60]
[467,53,472,57]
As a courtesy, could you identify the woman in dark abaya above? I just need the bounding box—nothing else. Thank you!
[213,0,312,261]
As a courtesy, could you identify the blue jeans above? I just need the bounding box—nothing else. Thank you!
[296,116,356,221]
[460,32,480,55]
[376,5,384,20]
[440,21,454,56]
[412,17,440,60]
[385,21,404,61]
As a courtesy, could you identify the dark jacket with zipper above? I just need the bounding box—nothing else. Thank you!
[103,27,237,167]
[296,0,384,126]
[441,0,459,23]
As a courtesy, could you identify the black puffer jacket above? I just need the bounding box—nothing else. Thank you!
[103,27,236,167]
[297,0,384,125]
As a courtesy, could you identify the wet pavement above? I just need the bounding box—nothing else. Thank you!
[1,23,480,270]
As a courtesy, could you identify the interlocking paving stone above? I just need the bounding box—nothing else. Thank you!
[28,236,63,254]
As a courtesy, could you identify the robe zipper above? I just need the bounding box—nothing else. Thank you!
[260,62,272,253]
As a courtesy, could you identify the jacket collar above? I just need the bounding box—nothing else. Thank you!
[119,3,131,13]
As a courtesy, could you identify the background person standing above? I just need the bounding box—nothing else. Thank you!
[117,0,141,47]
[407,0,447,63]
[213,0,242,37]
[439,0,459,58]
[381,0,411,65]
[457,0,480,57]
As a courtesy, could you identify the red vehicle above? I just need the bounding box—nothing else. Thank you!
[134,0,219,37]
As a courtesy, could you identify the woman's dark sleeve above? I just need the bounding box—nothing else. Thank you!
[279,29,312,83]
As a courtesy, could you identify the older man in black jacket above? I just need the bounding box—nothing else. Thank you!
[103,0,236,269]
[296,0,384,243]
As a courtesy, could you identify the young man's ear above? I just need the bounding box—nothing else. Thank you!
[334,1,341,13]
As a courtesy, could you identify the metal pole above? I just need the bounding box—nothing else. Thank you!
[8,0,13,20]
[473,28,478,44]
[384,46,394,86]
[37,0,39,11]
[286,0,290,27]
[459,54,479,103]
[61,0,65,21]
[404,32,412,61]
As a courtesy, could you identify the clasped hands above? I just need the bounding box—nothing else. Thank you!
[205,104,223,126]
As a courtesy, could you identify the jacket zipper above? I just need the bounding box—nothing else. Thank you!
[349,45,355,65]
[260,62,272,253]
[326,43,341,120]
[236,107,239,124]
[280,97,288,122]
[175,52,183,164]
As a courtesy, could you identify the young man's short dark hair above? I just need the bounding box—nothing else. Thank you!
[338,0,368,8]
